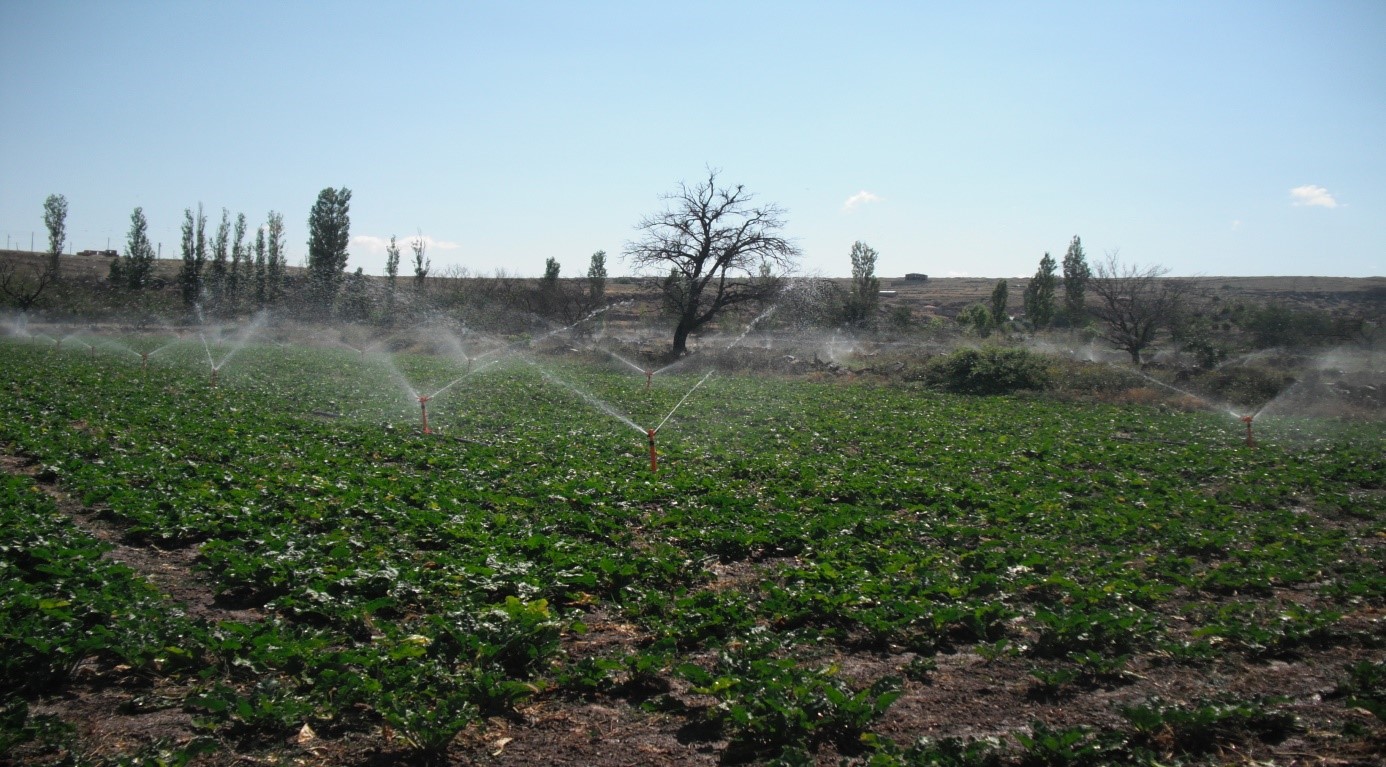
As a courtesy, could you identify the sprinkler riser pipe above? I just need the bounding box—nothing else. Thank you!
[645,370,653,391]
[418,396,432,435]
[647,429,658,472]
[1242,415,1255,447]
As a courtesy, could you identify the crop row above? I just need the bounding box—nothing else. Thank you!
[1,338,1382,763]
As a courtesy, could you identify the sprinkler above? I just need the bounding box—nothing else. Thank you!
[140,352,150,372]
[1241,415,1255,447]
[645,370,653,391]
[210,367,220,389]
[647,428,658,472]
[418,395,432,434]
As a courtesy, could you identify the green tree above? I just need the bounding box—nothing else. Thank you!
[253,225,267,308]
[341,267,369,320]
[625,170,800,356]
[411,233,429,292]
[1023,252,1058,328]
[385,234,401,318]
[306,187,352,314]
[990,279,1009,327]
[1062,235,1090,321]
[958,303,994,338]
[123,207,156,290]
[229,213,247,308]
[587,250,607,303]
[844,241,880,328]
[266,211,286,304]
[42,194,68,278]
[208,208,231,309]
[107,250,126,286]
[178,204,207,309]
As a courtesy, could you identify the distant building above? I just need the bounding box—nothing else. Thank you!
[904,273,928,281]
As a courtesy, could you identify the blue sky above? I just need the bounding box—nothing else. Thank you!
[1,1,1381,278]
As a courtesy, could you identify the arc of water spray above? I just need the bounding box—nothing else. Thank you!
[426,358,501,400]
[522,358,645,434]
[654,370,715,433]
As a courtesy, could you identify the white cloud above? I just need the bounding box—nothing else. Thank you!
[842,190,882,211]
[1231,220,1242,230]
[351,234,462,254]
[1289,185,1339,208]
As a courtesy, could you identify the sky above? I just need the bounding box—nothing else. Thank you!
[1,1,1382,279]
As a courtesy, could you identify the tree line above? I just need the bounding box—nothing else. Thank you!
[4,180,1369,365]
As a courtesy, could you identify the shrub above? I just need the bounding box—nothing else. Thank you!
[926,347,1049,395]
[1202,366,1293,407]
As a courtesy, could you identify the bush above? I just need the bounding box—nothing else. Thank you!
[1045,360,1146,399]
[926,347,1049,395]
[1201,366,1293,407]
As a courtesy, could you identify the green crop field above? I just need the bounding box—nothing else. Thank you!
[1,335,1383,766]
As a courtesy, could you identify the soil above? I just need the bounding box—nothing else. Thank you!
[4,437,1385,765]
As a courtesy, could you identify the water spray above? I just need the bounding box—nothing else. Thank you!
[418,395,432,434]
[647,428,658,472]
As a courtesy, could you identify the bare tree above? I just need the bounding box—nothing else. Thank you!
[1088,251,1186,364]
[625,170,800,355]
[0,261,55,312]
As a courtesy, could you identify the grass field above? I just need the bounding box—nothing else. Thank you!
[1,333,1383,766]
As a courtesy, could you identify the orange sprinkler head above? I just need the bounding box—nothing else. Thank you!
[647,428,658,472]
[1241,415,1255,447]
[419,395,432,434]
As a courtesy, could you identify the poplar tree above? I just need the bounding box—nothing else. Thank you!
[306,187,352,314]
[411,234,430,292]
[1023,252,1058,328]
[587,250,607,303]
[124,207,156,290]
[43,194,68,279]
[1062,235,1091,321]
[385,235,401,319]
[266,211,286,304]
[845,240,880,328]
[208,208,230,305]
[990,279,1009,326]
[178,205,207,309]
[253,225,267,308]
[229,213,247,308]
